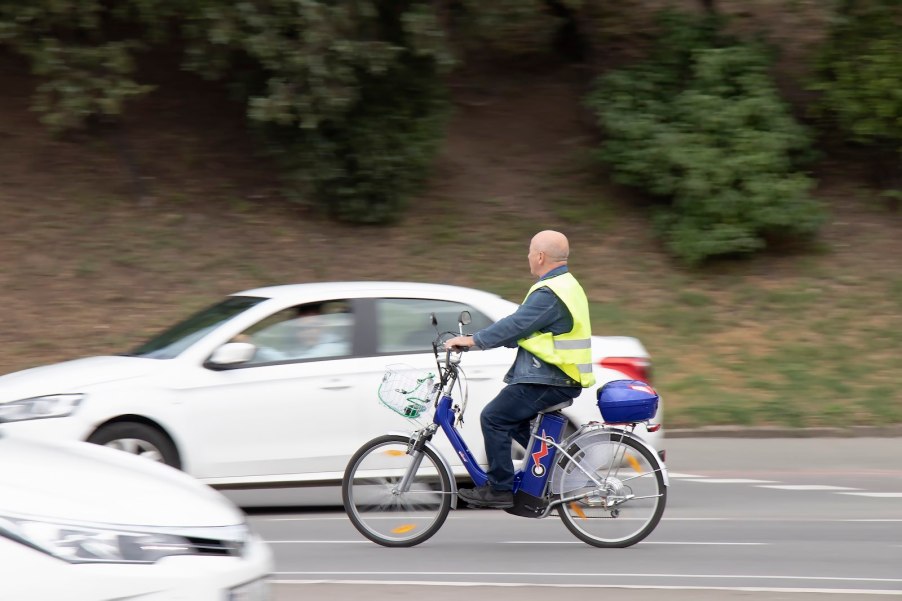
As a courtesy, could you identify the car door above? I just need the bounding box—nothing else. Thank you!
[174,299,368,481]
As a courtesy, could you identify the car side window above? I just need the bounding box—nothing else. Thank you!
[375,298,493,354]
[236,301,354,364]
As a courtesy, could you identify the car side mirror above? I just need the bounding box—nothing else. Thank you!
[206,342,256,368]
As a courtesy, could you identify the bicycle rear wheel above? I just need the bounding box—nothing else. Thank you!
[342,434,452,547]
[555,432,666,548]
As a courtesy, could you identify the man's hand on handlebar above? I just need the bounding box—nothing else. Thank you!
[443,335,476,352]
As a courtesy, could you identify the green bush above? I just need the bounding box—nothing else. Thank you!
[0,1,152,131]
[586,12,824,265]
[270,56,450,223]
[181,1,452,223]
[809,0,901,193]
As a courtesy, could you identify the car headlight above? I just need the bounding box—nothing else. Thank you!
[0,515,249,564]
[0,394,84,422]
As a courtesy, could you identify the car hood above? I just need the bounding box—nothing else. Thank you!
[0,356,162,402]
[0,433,243,527]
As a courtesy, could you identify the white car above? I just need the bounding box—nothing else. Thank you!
[0,281,662,502]
[0,430,272,601]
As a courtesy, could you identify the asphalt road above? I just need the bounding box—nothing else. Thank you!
[247,437,902,600]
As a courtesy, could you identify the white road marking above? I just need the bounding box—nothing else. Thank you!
[269,579,902,595]
[263,539,764,545]
[680,478,777,484]
[256,516,902,525]
[265,540,370,544]
[259,514,500,521]
[672,477,899,498]
[501,541,766,545]
[263,516,352,521]
[270,571,902,584]
[661,518,902,522]
[758,485,860,491]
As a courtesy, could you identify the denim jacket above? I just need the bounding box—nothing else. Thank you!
[472,266,582,391]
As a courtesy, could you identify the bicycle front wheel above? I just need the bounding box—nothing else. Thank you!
[555,431,666,548]
[342,434,452,547]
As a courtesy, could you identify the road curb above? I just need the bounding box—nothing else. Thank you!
[665,424,902,438]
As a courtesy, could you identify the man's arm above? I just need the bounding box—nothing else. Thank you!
[445,288,571,350]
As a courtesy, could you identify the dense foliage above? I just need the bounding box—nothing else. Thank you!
[3,2,896,233]
[0,0,453,222]
[810,0,902,194]
[0,1,595,222]
[0,1,151,131]
[270,54,450,223]
[586,12,824,265]
[178,1,453,222]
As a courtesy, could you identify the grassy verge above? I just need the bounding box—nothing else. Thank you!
[591,274,901,428]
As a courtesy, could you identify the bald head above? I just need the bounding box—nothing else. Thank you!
[528,230,570,277]
[532,230,569,261]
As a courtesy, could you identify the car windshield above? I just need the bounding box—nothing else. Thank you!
[126,296,265,359]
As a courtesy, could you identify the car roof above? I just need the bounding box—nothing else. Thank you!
[233,281,507,302]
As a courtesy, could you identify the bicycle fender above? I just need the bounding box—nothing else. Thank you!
[387,430,459,509]
[551,426,669,493]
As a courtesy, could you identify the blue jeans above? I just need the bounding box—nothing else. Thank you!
[480,383,580,492]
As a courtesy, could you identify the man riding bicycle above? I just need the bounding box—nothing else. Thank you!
[444,229,595,508]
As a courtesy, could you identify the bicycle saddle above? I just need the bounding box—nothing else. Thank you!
[539,399,573,414]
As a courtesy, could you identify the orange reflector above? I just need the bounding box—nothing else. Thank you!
[570,502,587,520]
[391,524,416,534]
[383,450,406,457]
[626,454,642,473]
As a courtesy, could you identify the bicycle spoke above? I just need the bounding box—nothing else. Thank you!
[556,434,666,547]
[343,435,451,547]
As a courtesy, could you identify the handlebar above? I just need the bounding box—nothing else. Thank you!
[431,332,471,384]
[440,344,472,353]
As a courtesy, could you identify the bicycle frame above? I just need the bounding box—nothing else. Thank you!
[407,353,580,518]
[432,386,488,487]
[401,345,668,519]
[423,387,639,519]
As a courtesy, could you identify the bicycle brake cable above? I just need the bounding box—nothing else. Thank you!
[455,365,468,427]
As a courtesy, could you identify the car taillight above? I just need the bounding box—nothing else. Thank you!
[599,357,652,384]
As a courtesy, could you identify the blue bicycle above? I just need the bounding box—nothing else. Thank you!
[342,312,668,548]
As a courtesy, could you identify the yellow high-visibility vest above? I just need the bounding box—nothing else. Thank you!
[517,272,595,388]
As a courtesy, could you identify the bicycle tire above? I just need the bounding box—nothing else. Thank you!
[342,434,452,547]
[556,432,666,548]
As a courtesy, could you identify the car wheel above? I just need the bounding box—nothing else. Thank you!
[87,422,181,469]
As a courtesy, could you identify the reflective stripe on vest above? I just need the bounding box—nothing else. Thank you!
[517,272,596,388]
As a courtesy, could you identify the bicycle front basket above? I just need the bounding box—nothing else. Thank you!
[378,364,436,419]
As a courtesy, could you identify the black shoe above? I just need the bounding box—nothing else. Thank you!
[458,485,514,508]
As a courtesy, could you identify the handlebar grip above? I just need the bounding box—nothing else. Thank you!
[440,344,471,352]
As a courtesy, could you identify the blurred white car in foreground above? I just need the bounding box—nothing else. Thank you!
[0,281,662,504]
[0,430,271,601]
